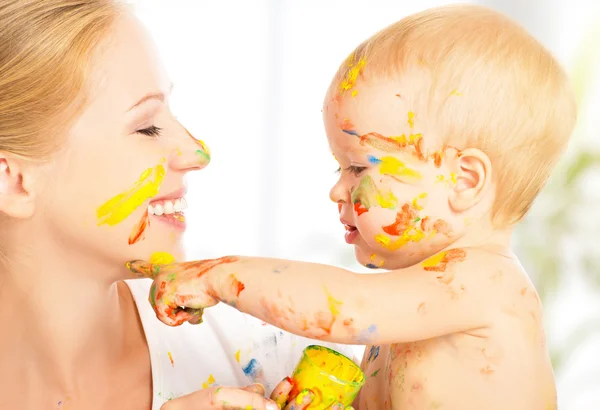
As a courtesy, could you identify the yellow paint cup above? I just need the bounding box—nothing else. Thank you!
[289,345,365,409]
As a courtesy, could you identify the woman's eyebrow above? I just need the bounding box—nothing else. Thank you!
[127,82,174,112]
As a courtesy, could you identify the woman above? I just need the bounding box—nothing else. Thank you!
[0,1,352,408]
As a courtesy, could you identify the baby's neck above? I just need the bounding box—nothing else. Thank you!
[448,219,515,258]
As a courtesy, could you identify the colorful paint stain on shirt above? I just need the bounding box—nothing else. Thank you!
[235,349,241,363]
[202,373,216,389]
[421,248,466,272]
[97,164,165,226]
[168,351,174,366]
[242,358,265,383]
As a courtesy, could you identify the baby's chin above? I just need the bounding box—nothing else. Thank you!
[356,244,446,270]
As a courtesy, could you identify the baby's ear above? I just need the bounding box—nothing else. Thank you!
[448,148,492,213]
[0,156,36,219]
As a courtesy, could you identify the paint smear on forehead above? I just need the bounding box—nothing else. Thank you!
[340,53,366,97]
[97,164,165,226]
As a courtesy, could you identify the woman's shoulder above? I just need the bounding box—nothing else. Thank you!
[124,278,358,400]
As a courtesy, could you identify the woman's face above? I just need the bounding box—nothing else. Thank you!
[31,13,208,273]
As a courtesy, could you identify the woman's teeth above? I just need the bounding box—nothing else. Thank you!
[148,198,187,216]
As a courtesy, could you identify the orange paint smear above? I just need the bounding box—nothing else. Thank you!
[382,203,419,235]
[359,132,460,169]
[228,274,246,297]
[128,209,150,245]
[183,256,239,278]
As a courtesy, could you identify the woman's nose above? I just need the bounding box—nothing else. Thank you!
[169,127,211,171]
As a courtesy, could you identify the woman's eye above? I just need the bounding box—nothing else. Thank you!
[136,125,163,137]
[345,165,367,176]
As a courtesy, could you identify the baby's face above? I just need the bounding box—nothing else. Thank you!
[324,79,466,269]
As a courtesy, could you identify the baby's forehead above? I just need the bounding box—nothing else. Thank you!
[326,78,422,136]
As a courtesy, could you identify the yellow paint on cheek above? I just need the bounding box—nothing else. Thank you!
[378,156,422,180]
[407,111,415,128]
[375,228,428,251]
[411,193,428,210]
[150,252,176,265]
[376,191,398,209]
[97,164,165,226]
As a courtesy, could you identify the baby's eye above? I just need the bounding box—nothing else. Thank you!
[345,165,367,176]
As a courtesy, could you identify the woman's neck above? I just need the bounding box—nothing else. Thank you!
[0,236,146,399]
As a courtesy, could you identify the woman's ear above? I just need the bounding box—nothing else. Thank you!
[0,156,36,219]
[448,148,492,213]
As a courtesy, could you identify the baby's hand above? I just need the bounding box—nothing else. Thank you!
[126,257,238,326]
[270,378,355,410]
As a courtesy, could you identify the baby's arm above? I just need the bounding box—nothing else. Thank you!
[203,249,494,344]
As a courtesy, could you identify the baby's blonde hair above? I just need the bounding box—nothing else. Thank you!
[0,0,125,159]
[333,4,577,226]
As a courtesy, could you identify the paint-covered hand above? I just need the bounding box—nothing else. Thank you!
[161,383,279,410]
[270,378,355,410]
[126,256,239,326]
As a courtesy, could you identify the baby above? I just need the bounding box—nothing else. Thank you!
[128,5,576,410]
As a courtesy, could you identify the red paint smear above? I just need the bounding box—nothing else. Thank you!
[128,209,150,245]
[179,256,238,278]
[339,118,355,130]
[423,248,467,272]
[354,201,368,216]
[382,203,419,236]
[229,275,246,297]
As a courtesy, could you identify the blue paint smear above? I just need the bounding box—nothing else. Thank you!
[242,358,262,378]
[342,129,360,137]
[367,155,381,164]
[365,263,378,269]
[357,324,378,344]
[367,345,380,362]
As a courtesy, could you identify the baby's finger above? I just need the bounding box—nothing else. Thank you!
[284,389,314,410]
[126,260,161,279]
[212,386,278,410]
[241,383,266,395]
[269,377,293,407]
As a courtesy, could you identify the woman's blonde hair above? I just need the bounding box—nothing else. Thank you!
[333,4,577,226]
[0,0,125,159]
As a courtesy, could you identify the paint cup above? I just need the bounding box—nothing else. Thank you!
[289,345,365,409]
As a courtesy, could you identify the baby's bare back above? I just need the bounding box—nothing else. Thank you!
[356,261,556,410]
